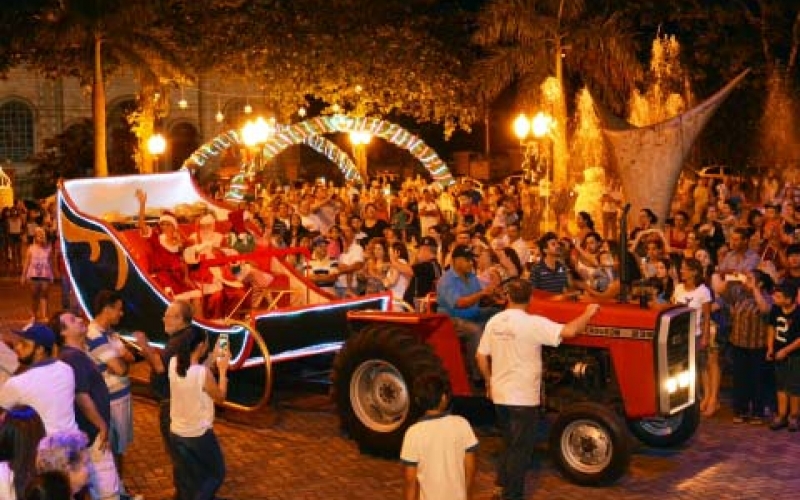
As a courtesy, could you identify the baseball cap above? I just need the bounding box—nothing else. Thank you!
[419,236,438,248]
[451,244,475,260]
[312,236,329,247]
[12,323,56,350]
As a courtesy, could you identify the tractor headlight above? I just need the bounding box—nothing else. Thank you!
[665,370,693,394]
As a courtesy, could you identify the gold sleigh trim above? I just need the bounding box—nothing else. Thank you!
[60,211,128,290]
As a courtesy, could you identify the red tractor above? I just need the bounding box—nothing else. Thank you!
[334,297,698,486]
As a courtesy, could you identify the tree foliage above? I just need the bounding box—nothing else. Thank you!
[164,0,479,136]
[472,0,643,114]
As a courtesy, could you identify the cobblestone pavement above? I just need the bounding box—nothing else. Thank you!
[2,279,799,499]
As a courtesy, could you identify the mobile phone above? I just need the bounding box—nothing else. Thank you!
[217,333,229,354]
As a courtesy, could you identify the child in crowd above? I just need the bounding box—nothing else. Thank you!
[767,282,800,431]
[400,374,477,500]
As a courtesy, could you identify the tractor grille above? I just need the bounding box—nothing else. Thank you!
[658,308,695,414]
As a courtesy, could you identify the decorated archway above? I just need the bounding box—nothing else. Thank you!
[180,128,361,183]
[262,115,454,187]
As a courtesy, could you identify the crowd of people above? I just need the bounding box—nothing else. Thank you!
[0,294,227,500]
[5,166,800,499]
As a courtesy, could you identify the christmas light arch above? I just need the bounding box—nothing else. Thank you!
[180,128,362,183]
[261,115,454,187]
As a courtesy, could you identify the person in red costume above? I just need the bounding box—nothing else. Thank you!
[185,213,275,315]
[184,214,247,319]
[135,190,203,315]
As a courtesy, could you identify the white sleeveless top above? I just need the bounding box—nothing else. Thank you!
[0,462,15,500]
[168,357,214,437]
[26,244,53,280]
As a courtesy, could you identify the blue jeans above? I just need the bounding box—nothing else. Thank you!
[495,405,541,500]
[170,429,225,500]
[730,346,774,416]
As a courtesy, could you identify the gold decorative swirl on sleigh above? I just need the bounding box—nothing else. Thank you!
[60,212,128,290]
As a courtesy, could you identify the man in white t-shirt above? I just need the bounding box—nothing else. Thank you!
[335,225,364,297]
[0,323,77,435]
[0,335,19,388]
[418,190,441,239]
[476,279,599,500]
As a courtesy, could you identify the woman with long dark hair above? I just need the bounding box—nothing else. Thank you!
[0,406,46,500]
[673,257,714,416]
[169,329,229,500]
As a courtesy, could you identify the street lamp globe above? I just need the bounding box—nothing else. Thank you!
[147,134,166,156]
[242,116,273,147]
[349,130,372,146]
[532,112,554,138]
[513,113,531,140]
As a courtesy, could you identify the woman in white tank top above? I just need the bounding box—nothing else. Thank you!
[168,328,229,500]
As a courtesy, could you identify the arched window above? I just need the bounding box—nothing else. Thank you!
[169,122,200,170]
[0,100,35,161]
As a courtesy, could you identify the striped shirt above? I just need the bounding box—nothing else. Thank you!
[530,260,568,294]
[729,294,772,349]
[87,321,131,400]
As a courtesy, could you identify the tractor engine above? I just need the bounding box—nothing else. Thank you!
[542,346,619,411]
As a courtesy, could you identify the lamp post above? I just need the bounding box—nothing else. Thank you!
[147,133,166,172]
[241,116,275,179]
[349,130,372,185]
[514,112,555,233]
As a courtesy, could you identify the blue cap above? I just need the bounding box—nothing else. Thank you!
[12,323,56,350]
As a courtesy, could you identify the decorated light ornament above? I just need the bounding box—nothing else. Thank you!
[244,101,253,114]
[215,110,224,123]
[298,107,307,118]
[178,87,188,109]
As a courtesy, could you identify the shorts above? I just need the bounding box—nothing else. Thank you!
[89,438,121,499]
[110,392,134,454]
[696,339,707,371]
[774,356,800,396]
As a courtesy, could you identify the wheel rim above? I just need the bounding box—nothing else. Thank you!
[349,359,409,433]
[636,413,684,437]
[560,419,614,474]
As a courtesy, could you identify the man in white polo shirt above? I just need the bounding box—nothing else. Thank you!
[0,323,77,435]
[476,279,598,500]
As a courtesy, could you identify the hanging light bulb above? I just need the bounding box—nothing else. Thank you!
[215,110,224,123]
[178,86,188,109]
[331,103,341,113]
[244,103,253,114]
[298,107,307,118]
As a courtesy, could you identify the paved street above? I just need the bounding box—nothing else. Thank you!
[2,278,800,499]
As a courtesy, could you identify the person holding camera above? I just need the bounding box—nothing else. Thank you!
[168,327,229,499]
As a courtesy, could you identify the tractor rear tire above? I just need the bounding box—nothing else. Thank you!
[332,324,446,457]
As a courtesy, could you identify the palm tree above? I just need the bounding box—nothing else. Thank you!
[473,0,641,190]
[28,0,188,176]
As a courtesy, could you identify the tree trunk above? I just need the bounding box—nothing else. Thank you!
[93,35,108,177]
[788,8,800,73]
[553,44,570,191]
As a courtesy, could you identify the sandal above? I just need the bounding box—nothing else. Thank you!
[769,417,788,431]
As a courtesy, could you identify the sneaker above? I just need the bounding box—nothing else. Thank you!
[732,415,747,424]
[769,417,788,431]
